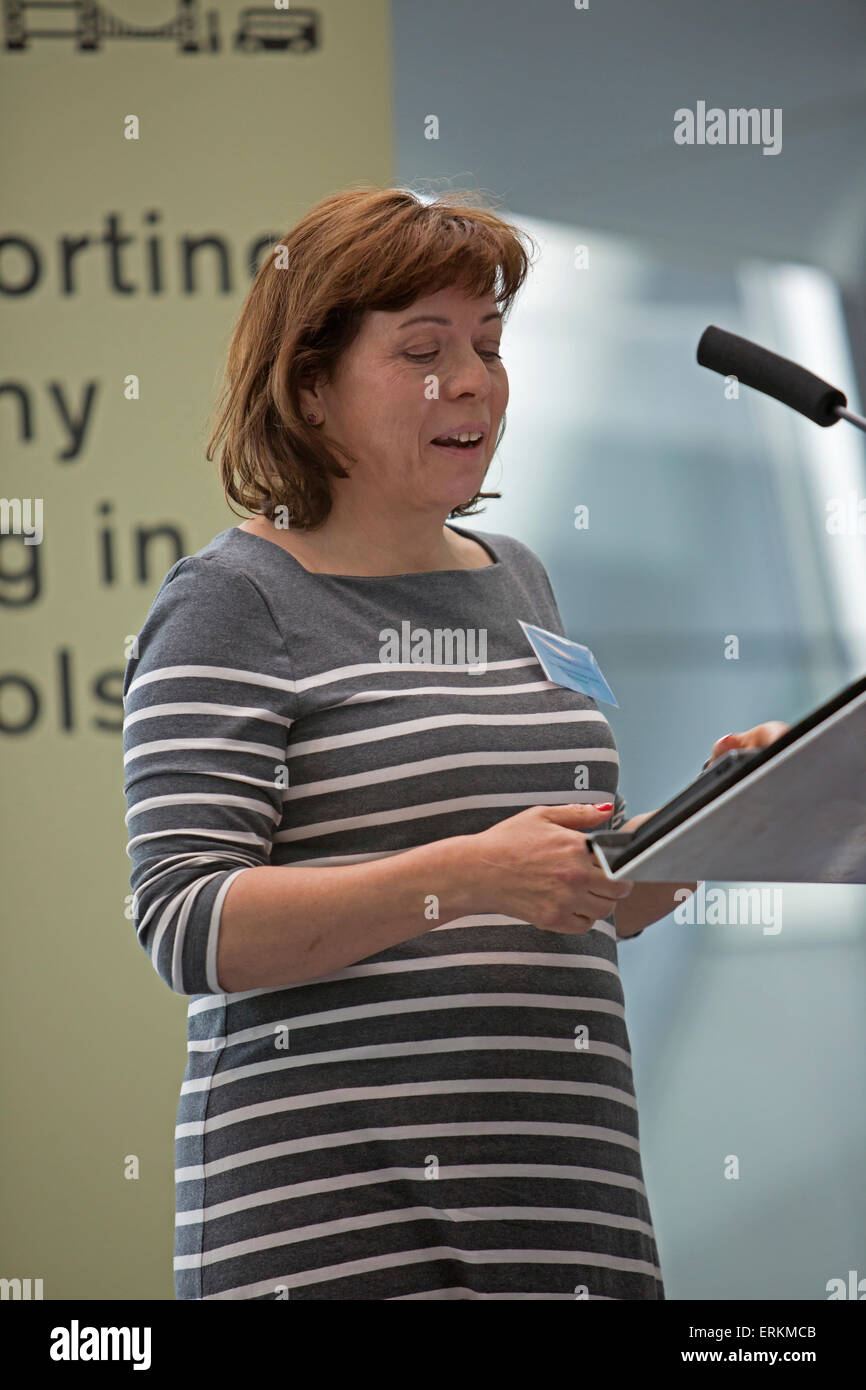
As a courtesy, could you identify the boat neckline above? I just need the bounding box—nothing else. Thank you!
[226,521,503,579]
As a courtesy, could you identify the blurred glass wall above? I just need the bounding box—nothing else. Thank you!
[465,213,866,1300]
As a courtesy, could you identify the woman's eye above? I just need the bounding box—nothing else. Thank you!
[404,349,502,362]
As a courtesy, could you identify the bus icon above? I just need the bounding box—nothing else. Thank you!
[233,7,318,52]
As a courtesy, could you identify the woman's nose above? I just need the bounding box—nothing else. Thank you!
[445,348,494,394]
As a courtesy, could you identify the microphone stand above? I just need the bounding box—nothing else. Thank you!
[835,405,866,433]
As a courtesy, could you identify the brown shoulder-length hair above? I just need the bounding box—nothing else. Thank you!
[205,185,538,529]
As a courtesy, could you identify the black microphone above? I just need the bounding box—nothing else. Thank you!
[697,325,866,433]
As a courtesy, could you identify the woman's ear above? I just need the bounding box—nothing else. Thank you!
[298,374,326,424]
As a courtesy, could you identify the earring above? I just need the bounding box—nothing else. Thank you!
[307,413,318,424]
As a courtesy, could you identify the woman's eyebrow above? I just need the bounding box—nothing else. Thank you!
[396,312,503,328]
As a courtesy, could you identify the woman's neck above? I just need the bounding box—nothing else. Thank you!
[239,513,484,575]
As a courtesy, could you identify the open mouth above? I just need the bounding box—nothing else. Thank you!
[430,433,486,456]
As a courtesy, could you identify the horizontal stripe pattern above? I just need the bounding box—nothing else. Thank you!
[122,524,663,1300]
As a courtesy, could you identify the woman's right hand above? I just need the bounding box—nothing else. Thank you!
[467,803,634,933]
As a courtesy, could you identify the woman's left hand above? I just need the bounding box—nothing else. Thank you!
[704,720,790,768]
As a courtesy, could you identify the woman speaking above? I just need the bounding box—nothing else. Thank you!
[122,186,785,1300]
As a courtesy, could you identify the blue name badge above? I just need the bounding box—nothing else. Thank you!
[519,621,619,707]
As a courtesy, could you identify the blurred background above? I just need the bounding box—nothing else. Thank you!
[2,0,864,1300]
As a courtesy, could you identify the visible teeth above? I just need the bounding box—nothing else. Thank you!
[438,431,483,444]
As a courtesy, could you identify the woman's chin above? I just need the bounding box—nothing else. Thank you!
[434,480,485,511]
[426,449,487,481]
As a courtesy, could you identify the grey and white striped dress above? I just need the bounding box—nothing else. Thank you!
[122,522,664,1300]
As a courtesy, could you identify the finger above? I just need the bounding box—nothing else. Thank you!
[582,884,633,911]
[748,720,790,746]
[704,720,790,768]
[583,860,635,899]
[723,722,779,752]
[588,877,634,902]
[582,853,634,893]
[713,731,742,755]
[702,732,741,768]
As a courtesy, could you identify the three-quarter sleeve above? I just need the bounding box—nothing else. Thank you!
[122,556,296,995]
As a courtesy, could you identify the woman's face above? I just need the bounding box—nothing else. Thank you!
[305,284,508,515]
